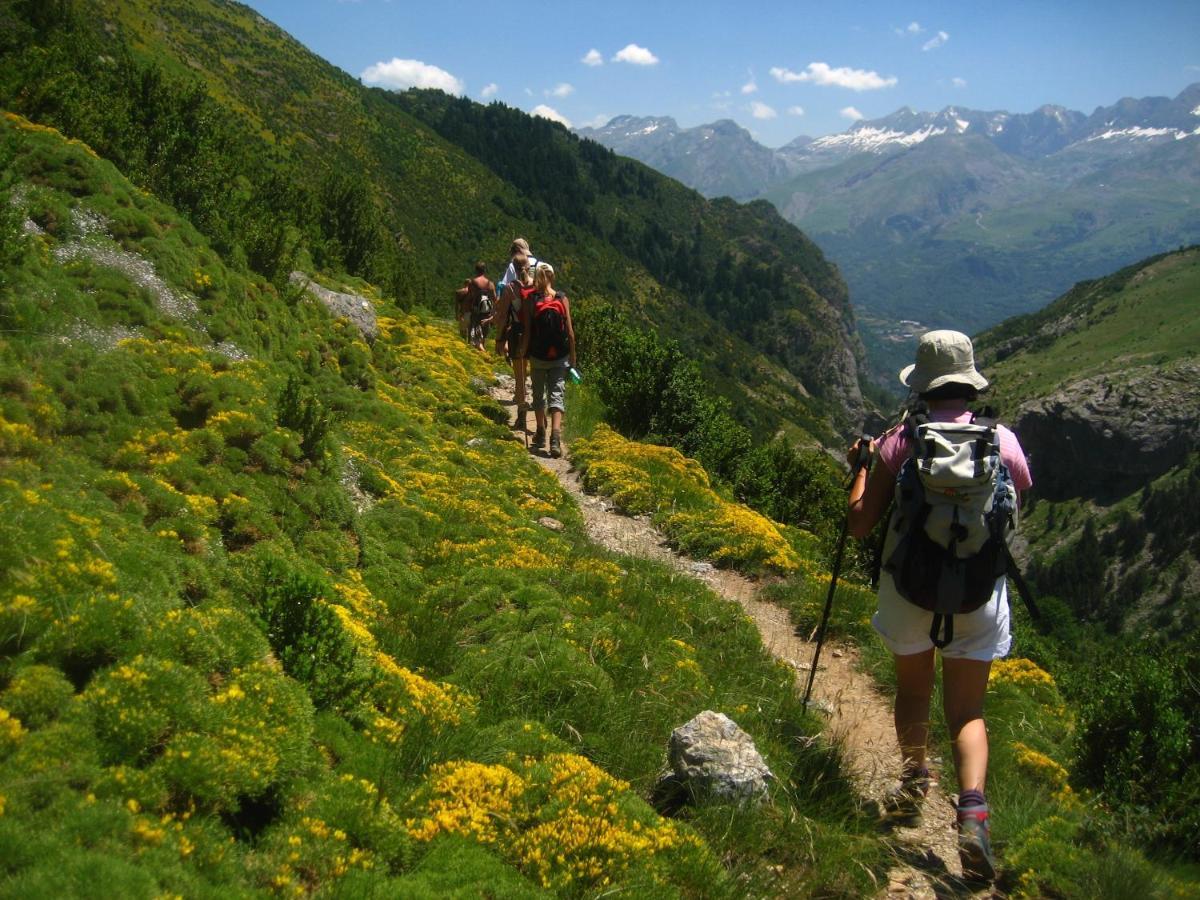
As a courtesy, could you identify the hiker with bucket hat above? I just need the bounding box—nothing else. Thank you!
[843,329,1032,883]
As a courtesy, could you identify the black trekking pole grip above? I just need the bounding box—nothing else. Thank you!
[802,433,875,707]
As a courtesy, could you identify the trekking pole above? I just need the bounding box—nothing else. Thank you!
[803,434,874,707]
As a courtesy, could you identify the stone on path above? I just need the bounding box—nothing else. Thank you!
[652,710,773,812]
[537,516,564,532]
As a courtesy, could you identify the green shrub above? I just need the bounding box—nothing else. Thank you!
[142,605,270,677]
[0,664,74,729]
[248,555,368,712]
[1072,650,1199,856]
[79,655,208,763]
[276,374,334,465]
[156,661,315,812]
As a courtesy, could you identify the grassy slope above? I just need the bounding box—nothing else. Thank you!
[976,247,1200,402]
[0,112,897,897]
[56,0,857,445]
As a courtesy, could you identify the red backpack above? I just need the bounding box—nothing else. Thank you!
[528,291,570,361]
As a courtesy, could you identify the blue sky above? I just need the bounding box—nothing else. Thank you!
[242,0,1200,146]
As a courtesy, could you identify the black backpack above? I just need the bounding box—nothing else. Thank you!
[528,291,570,361]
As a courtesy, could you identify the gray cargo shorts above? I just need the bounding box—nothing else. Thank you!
[530,364,567,413]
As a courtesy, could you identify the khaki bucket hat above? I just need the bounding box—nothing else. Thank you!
[899,329,989,393]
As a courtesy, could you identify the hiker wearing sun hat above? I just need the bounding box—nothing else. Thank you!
[899,329,990,393]
[841,328,1032,883]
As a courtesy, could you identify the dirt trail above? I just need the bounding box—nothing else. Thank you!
[490,379,998,898]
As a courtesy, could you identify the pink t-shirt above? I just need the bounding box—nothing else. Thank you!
[876,405,1032,492]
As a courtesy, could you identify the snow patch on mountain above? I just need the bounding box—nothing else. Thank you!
[810,124,947,153]
[1085,125,1199,143]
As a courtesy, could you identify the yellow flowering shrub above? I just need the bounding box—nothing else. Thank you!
[368,651,475,737]
[80,655,208,763]
[144,606,271,677]
[0,665,74,729]
[407,754,710,891]
[990,657,1056,689]
[574,425,801,572]
[0,708,24,756]
[156,661,314,810]
[1011,741,1070,788]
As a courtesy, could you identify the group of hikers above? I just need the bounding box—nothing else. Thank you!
[455,238,577,458]
[455,242,1021,883]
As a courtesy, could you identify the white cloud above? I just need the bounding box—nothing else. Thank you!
[841,106,864,121]
[922,30,950,51]
[360,58,464,94]
[750,101,777,120]
[787,105,805,116]
[582,48,604,67]
[612,43,659,66]
[952,77,968,89]
[770,62,897,91]
[741,73,758,94]
[580,113,611,129]
[546,82,574,98]
[480,82,499,98]
[895,21,923,36]
[532,104,572,128]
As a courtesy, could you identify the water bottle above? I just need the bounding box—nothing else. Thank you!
[568,366,582,384]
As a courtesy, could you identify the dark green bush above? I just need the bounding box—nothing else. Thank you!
[249,555,367,713]
[1073,649,1200,857]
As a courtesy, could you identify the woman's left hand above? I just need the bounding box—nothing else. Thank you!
[846,438,875,470]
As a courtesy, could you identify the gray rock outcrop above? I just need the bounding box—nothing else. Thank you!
[1014,361,1199,501]
[289,271,378,342]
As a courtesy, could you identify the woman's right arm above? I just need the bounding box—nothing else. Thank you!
[847,439,893,539]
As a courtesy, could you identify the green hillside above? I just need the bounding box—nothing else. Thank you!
[977,246,1200,402]
[0,0,864,444]
[975,246,1200,625]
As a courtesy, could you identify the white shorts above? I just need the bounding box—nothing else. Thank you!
[872,572,1012,661]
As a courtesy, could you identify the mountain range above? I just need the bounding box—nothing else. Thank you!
[579,85,1200,385]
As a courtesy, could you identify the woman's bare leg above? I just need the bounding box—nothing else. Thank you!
[941,657,992,793]
[894,649,936,775]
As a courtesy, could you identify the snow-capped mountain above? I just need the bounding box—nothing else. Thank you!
[576,84,1200,386]
[579,84,1200,194]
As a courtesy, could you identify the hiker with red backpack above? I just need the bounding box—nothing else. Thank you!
[517,263,576,458]
[494,253,534,432]
[845,330,1033,883]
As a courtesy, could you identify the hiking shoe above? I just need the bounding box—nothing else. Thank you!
[515,406,529,433]
[881,769,933,822]
[957,805,997,882]
[549,431,562,459]
[532,427,546,450]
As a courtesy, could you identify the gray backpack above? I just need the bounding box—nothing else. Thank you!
[882,411,1035,647]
